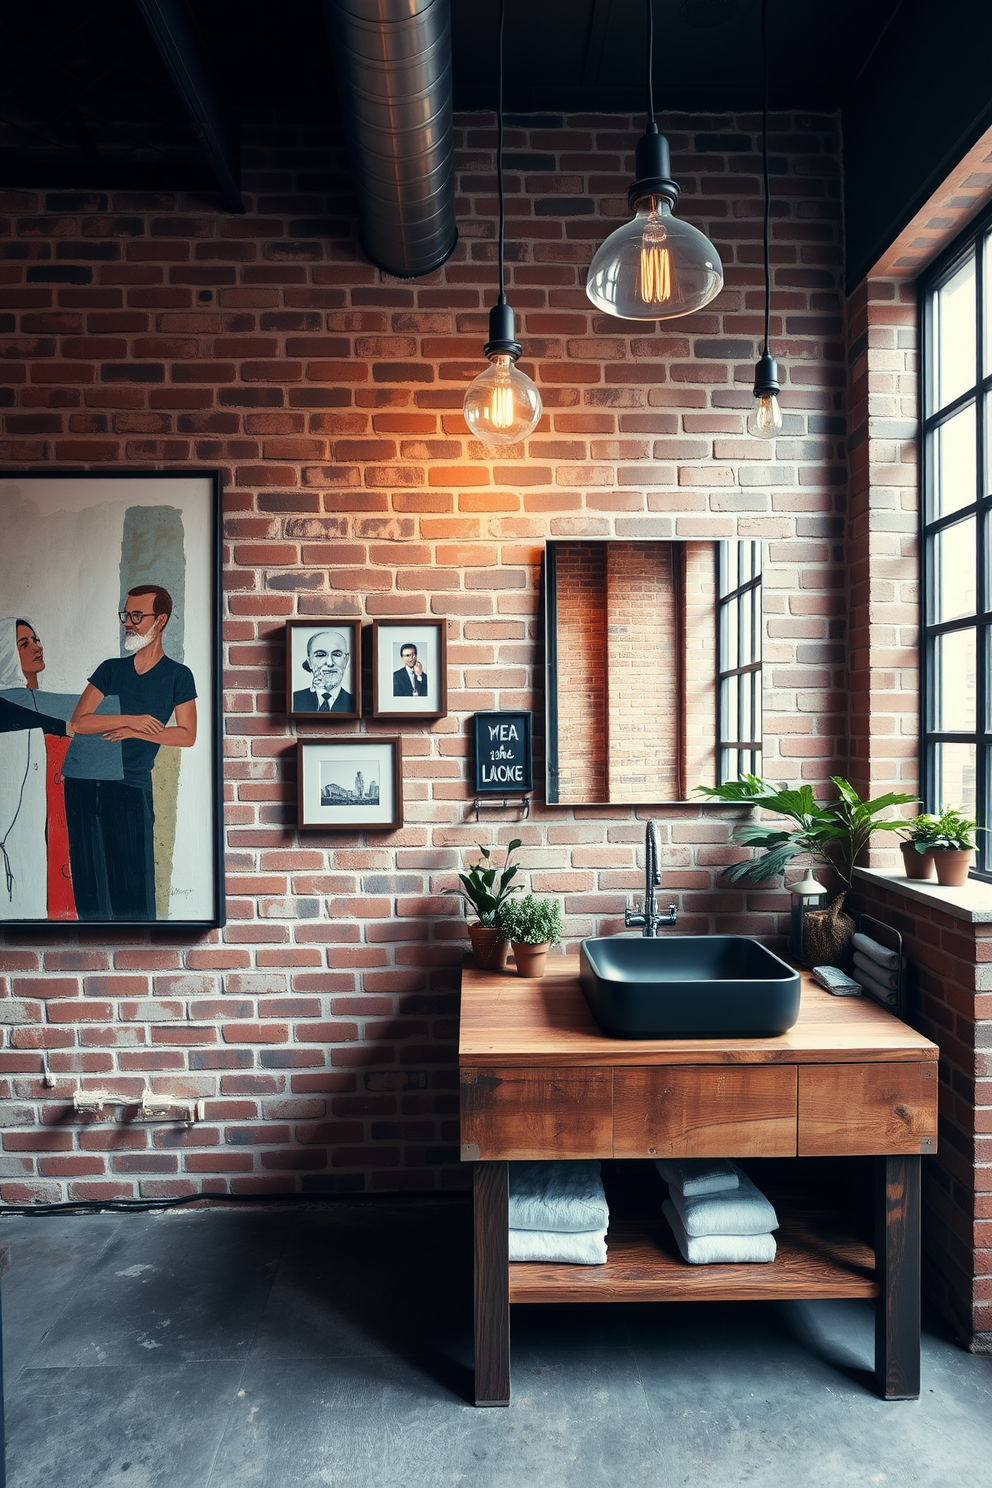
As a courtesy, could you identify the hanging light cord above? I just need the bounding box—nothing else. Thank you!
[646,0,656,126]
[496,0,506,303]
[761,0,771,355]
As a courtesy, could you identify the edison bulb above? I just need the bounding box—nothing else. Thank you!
[463,355,542,445]
[586,198,723,321]
[748,393,783,440]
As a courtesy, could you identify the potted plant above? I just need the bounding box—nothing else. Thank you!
[499,894,563,979]
[907,807,982,887]
[444,838,523,969]
[898,813,941,880]
[697,775,917,960]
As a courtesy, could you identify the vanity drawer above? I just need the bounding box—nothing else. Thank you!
[798,1062,938,1156]
[613,1066,798,1158]
[460,1066,613,1161]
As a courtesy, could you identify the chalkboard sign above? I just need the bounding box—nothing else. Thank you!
[472,710,533,795]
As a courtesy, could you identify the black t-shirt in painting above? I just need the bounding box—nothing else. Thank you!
[88,654,197,793]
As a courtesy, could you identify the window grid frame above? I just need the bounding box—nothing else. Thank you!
[716,540,762,784]
[920,201,992,880]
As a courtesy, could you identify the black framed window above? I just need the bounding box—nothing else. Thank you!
[921,206,992,879]
[716,540,762,783]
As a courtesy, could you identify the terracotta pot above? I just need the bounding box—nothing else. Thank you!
[468,923,509,970]
[511,941,550,978]
[932,848,973,887]
[900,841,935,880]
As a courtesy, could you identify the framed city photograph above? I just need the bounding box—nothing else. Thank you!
[296,736,404,831]
[286,618,361,720]
[0,470,224,929]
[371,618,447,720]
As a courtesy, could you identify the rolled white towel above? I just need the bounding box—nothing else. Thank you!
[668,1165,778,1238]
[663,1200,776,1265]
[508,1160,608,1233]
[853,950,899,990]
[509,1227,607,1264]
[854,962,897,1007]
[654,1158,739,1196]
[852,931,903,972]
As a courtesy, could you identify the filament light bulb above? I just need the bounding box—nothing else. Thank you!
[463,354,542,446]
[586,197,723,321]
[749,393,783,440]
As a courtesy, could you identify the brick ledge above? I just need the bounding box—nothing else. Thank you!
[853,866,992,923]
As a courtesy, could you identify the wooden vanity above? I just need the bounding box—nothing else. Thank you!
[459,955,939,1406]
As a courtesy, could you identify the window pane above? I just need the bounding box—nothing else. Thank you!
[936,255,976,408]
[936,742,977,814]
[933,404,976,518]
[721,675,738,741]
[935,628,976,731]
[934,518,977,621]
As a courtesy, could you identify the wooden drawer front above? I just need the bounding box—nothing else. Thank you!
[613,1066,798,1158]
[460,1066,613,1161]
[798,1063,938,1156]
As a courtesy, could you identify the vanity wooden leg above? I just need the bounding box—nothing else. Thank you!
[874,1153,921,1400]
[473,1160,510,1407]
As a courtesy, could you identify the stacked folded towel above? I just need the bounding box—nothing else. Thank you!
[657,1159,779,1264]
[508,1160,608,1264]
[851,931,904,1007]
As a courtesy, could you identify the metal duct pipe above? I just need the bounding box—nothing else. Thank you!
[324,0,457,278]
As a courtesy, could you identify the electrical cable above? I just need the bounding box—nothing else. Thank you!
[496,0,506,303]
[646,0,656,126]
[761,0,771,355]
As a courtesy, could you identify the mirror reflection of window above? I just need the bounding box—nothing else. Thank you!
[716,541,763,784]
[545,540,762,806]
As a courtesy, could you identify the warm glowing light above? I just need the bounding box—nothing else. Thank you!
[638,208,671,302]
[463,354,542,445]
[749,393,783,440]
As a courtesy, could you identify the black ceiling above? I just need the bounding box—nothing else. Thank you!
[1,0,904,195]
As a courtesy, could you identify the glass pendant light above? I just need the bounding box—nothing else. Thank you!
[463,0,542,446]
[585,0,723,321]
[748,0,783,440]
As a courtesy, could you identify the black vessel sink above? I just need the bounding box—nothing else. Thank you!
[578,935,801,1038]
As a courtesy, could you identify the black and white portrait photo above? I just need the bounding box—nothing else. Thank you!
[371,619,447,720]
[286,620,361,719]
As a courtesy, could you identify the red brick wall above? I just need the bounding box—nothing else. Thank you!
[0,108,850,1201]
[606,542,680,802]
[551,542,609,802]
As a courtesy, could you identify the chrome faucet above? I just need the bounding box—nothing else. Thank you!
[625,818,678,937]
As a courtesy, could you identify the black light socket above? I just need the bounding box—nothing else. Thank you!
[628,123,680,210]
[483,299,521,361]
[752,351,781,397]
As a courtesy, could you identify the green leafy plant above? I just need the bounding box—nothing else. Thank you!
[499,894,562,947]
[444,839,524,926]
[903,807,981,852]
[696,774,917,889]
[898,812,943,854]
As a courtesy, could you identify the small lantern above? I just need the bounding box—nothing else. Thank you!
[790,872,828,963]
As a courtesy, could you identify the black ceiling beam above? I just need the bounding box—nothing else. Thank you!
[135,0,245,212]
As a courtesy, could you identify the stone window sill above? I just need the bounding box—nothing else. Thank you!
[853,866,992,924]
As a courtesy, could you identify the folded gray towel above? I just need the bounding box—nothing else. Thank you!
[852,931,903,972]
[654,1158,739,1197]
[663,1200,776,1265]
[668,1165,779,1237]
[509,1227,607,1264]
[853,950,899,990]
[508,1161,608,1233]
[854,963,897,1006]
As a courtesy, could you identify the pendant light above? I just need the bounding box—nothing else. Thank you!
[749,0,783,440]
[462,0,542,445]
[585,0,723,321]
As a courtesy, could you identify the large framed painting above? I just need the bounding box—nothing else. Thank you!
[0,471,224,929]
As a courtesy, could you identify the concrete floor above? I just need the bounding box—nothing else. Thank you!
[1,1198,990,1488]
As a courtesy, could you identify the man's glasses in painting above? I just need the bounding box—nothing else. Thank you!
[312,650,347,662]
[119,611,155,625]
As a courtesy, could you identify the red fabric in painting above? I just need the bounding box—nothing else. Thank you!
[45,733,76,920]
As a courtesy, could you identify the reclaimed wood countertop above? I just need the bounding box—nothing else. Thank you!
[459,954,939,1068]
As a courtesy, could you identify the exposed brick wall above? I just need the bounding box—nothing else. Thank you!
[606,542,679,802]
[0,108,850,1201]
[550,542,608,803]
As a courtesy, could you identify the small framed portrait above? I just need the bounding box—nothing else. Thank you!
[286,620,361,720]
[371,618,447,720]
[296,736,403,831]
